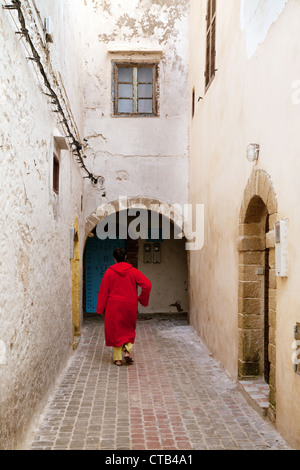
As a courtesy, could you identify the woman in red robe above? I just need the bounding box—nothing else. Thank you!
[96,247,152,366]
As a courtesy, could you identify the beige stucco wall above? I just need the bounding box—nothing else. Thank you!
[0,0,86,449]
[137,238,188,315]
[189,0,300,448]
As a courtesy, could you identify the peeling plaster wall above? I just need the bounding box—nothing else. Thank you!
[82,0,190,217]
[240,0,289,58]
[0,0,85,450]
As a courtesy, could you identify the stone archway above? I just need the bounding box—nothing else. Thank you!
[238,169,278,421]
[84,196,186,241]
[84,196,189,316]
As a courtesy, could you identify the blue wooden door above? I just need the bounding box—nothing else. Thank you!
[85,237,126,313]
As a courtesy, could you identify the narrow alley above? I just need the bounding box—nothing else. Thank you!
[24,314,290,451]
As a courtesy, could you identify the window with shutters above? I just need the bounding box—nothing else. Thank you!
[205,0,217,91]
[112,62,158,116]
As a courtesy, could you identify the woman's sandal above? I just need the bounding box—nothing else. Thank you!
[124,353,134,364]
[114,360,122,366]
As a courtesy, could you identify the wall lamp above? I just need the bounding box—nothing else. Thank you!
[246,143,260,162]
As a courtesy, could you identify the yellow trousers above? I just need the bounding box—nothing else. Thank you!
[113,343,133,361]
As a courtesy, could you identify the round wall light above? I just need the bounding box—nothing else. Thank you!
[246,143,260,162]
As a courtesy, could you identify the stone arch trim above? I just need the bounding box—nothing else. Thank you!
[238,169,278,422]
[239,169,278,223]
[84,196,186,241]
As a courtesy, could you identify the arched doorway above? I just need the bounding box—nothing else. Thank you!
[238,169,278,421]
[83,198,189,316]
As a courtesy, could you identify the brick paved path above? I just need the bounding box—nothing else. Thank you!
[25,314,291,450]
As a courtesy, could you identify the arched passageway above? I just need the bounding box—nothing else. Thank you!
[238,169,278,421]
[83,199,189,317]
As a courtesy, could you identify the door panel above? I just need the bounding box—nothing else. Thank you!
[85,237,126,313]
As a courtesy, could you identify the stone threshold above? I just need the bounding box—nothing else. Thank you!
[238,379,270,418]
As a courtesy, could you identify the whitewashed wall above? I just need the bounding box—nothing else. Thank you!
[0,0,86,449]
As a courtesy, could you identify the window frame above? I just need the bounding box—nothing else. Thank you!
[53,150,60,195]
[205,0,217,92]
[112,61,159,117]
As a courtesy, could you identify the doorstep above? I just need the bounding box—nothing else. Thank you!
[238,379,270,418]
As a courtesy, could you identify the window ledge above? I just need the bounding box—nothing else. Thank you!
[111,113,159,118]
[108,45,163,56]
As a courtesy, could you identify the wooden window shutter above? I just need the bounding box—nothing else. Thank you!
[205,0,217,90]
[53,153,60,194]
[206,0,211,25]
[210,15,216,79]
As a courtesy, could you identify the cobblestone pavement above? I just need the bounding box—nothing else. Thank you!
[25,314,291,450]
